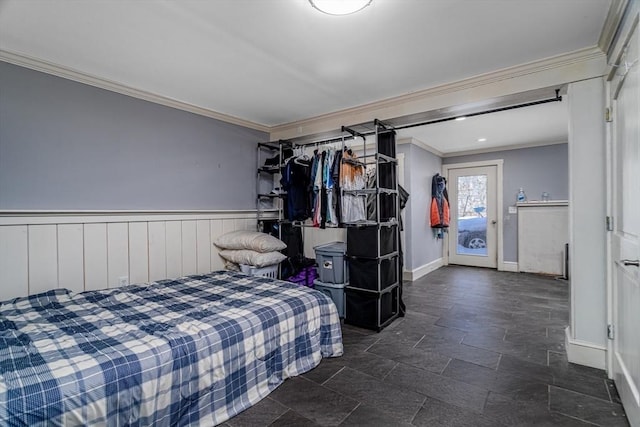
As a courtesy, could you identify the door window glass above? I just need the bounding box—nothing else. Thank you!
[456,175,488,256]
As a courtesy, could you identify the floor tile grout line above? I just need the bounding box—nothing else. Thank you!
[363,337,382,352]
[605,378,613,403]
[548,407,606,427]
[336,401,361,426]
[320,366,346,386]
[439,357,452,375]
[380,362,399,381]
[408,395,428,426]
[550,383,627,405]
[412,335,426,349]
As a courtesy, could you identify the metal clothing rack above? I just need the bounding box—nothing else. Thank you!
[255,120,402,331]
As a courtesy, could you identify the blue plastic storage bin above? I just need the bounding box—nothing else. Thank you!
[314,241,348,284]
[314,279,346,318]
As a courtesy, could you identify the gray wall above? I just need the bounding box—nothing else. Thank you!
[398,143,443,271]
[443,143,568,262]
[0,62,267,210]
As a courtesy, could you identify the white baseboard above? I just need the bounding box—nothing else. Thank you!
[501,261,519,272]
[565,326,607,370]
[403,258,444,282]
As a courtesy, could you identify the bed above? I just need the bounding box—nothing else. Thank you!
[0,271,343,426]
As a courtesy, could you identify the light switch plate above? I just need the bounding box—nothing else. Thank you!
[508,206,518,214]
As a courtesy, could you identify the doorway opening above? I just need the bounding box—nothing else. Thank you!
[443,160,503,269]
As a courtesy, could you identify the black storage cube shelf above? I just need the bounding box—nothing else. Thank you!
[345,286,398,330]
[377,193,397,222]
[378,162,396,190]
[348,256,398,291]
[377,130,396,158]
[347,225,398,258]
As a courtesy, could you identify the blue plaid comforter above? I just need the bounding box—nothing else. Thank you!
[0,271,343,426]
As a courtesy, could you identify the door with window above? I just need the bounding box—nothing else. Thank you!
[610,13,640,426]
[447,165,498,268]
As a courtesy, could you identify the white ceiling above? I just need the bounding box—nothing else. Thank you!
[0,0,611,132]
[397,97,569,155]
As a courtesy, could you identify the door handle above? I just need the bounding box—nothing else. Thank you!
[621,259,640,267]
[491,220,497,225]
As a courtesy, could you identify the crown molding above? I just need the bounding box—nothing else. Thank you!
[270,46,605,139]
[0,49,270,133]
[599,0,630,56]
[397,137,444,158]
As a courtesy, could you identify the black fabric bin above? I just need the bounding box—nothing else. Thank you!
[378,162,396,189]
[347,225,397,258]
[378,193,397,222]
[377,130,396,158]
[348,256,398,291]
[345,286,398,331]
[366,192,397,222]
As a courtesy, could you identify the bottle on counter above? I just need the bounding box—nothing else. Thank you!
[517,188,527,203]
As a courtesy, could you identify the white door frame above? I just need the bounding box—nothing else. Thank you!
[605,4,640,424]
[606,0,639,378]
[442,159,505,270]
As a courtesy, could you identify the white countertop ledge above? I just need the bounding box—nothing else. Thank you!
[516,200,569,207]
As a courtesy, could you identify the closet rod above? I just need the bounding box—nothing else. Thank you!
[392,90,563,132]
[286,91,560,147]
[293,133,359,148]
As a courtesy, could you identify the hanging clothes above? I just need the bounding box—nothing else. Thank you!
[281,156,312,221]
[308,151,319,214]
[430,173,450,236]
[331,149,343,225]
[340,149,366,223]
[324,149,338,227]
[398,184,409,317]
[309,152,321,226]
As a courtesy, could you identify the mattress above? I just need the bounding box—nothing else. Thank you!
[0,271,343,426]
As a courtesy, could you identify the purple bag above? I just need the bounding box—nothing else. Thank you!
[288,266,318,287]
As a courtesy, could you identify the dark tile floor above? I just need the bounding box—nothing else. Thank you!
[223,266,629,426]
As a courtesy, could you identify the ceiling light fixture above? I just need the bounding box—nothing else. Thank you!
[477,138,487,142]
[309,0,372,15]
[455,116,467,121]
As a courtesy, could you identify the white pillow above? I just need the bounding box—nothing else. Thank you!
[219,249,287,268]
[214,230,286,253]
[223,260,241,271]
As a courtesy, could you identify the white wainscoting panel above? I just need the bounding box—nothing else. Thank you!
[0,226,28,300]
[57,224,84,293]
[181,221,198,276]
[165,221,183,279]
[196,220,211,274]
[128,222,149,285]
[0,211,258,300]
[148,221,167,282]
[107,222,129,288]
[210,220,225,271]
[29,224,58,294]
[84,223,108,291]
